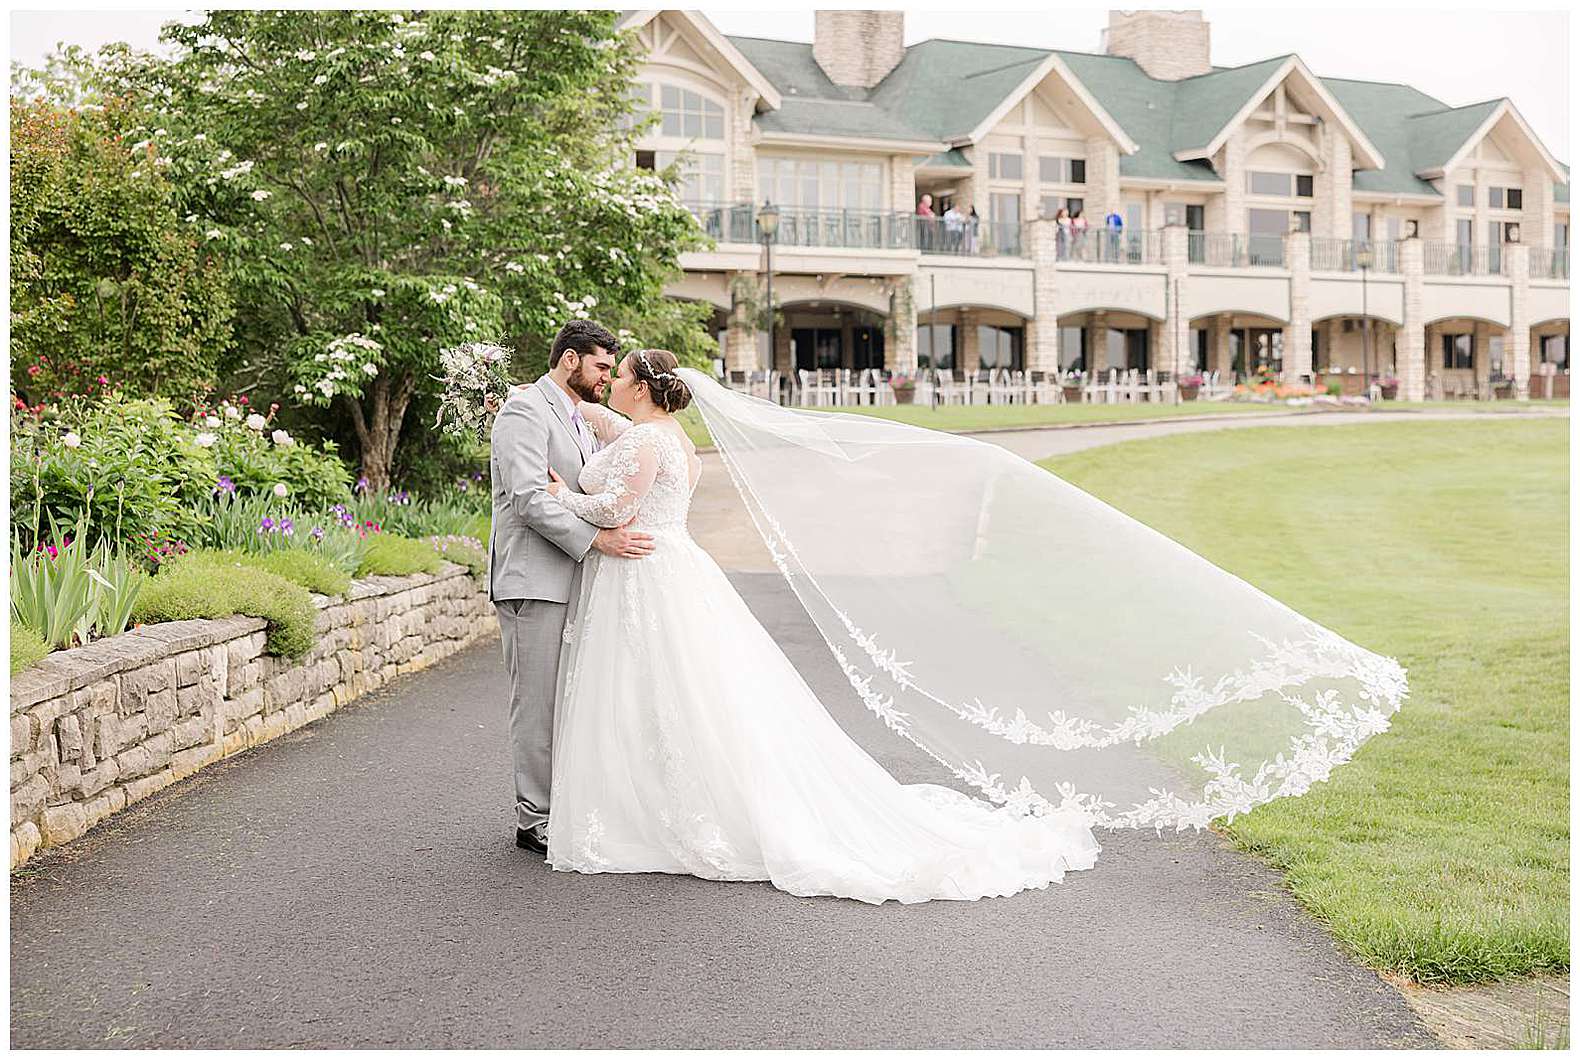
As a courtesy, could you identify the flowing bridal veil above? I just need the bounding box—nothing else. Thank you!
[678,368,1407,832]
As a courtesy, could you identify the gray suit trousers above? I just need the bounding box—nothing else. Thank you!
[496,597,568,834]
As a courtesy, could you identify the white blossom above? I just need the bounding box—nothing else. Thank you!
[62,432,81,449]
[251,189,271,201]
[273,483,289,498]
[314,141,328,152]
[206,229,222,240]
[246,413,267,430]
[271,429,294,447]
[363,363,378,375]
[194,432,217,448]
[204,415,221,427]
[223,404,241,420]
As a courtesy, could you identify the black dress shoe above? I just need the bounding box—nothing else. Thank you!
[516,827,548,854]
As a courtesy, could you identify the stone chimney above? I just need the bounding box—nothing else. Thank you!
[1102,10,1211,81]
[813,10,905,89]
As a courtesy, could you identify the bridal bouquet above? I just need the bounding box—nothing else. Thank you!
[434,341,514,441]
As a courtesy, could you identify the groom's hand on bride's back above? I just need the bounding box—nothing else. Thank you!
[592,519,655,559]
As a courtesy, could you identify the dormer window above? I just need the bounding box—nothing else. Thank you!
[1247,171,1313,198]
[1488,186,1523,210]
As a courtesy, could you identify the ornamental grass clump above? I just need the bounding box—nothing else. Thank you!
[132,554,316,659]
[10,620,49,675]
[189,548,351,598]
[357,533,445,578]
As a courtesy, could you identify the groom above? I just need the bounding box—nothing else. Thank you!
[489,319,655,856]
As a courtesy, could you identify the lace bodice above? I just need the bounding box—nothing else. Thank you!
[556,416,697,534]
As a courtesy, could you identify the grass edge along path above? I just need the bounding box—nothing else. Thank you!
[1041,417,1568,986]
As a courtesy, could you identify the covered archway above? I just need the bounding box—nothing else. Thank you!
[1054,309,1162,375]
[916,306,1029,377]
[774,300,889,375]
[1424,316,1513,400]
[1312,313,1398,396]
[1186,311,1289,382]
[1530,318,1571,398]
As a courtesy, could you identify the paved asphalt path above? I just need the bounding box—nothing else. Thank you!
[12,407,1538,1048]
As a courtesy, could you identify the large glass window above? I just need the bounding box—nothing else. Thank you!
[1352,212,1372,241]
[1037,156,1086,184]
[1488,186,1524,210]
[918,324,958,371]
[1557,223,1569,247]
[1059,326,1086,371]
[1295,174,1314,198]
[1105,328,1150,371]
[1540,333,1569,368]
[655,150,723,205]
[1249,170,1313,198]
[991,192,1022,225]
[659,84,724,139]
[1457,185,1475,207]
[977,325,1025,370]
[757,158,881,211]
[989,152,1024,181]
[1441,333,1473,369]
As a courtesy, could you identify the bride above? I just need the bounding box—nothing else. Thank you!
[543,348,1102,905]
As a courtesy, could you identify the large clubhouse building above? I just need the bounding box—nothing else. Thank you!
[620,9,1571,400]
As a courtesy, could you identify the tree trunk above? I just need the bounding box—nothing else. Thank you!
[345,371,416,493]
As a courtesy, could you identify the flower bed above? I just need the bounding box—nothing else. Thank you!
[10,563,492,869]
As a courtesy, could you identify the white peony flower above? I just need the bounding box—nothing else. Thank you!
[194,432,217,448]
[223,404,241,419]
[205,415,221,427]
[62,432,82,449]
[271,429,294,447]
[273,483,289,498]
[246,413,267,430]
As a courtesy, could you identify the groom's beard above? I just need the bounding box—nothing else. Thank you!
[567,368,604,404]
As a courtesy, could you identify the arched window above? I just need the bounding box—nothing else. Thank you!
[658,84,724,140]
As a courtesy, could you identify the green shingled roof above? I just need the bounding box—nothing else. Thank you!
[1406,98,1504,174]
[723,32,1563,201]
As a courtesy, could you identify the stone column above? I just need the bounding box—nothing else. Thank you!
[886,275,917,372]
[730,87,758,204]
[1284,229,1313,381]
[1028,217,1060,373]
[1088,311,1108,374]
[1508,242,1531,399]
[1084,137,1121,220]
[773,324,792,375]
[1219,133,1248,236]
[724,273,758,376]
[1160,223,1189,377]
[1398,238,1427,401]
[1524,171,1556,253]
[959,309,982,374]
[1211,314,1232,376]
[1313,124,1353,239]
[890,153,915,215]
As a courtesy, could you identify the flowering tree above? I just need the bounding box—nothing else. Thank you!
[128,9,708,489]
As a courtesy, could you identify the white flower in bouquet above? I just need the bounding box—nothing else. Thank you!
[434,341,514,441]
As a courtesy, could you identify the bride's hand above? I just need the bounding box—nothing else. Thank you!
[546,467,565,497]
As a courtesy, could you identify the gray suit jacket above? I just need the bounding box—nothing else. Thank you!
[487,376,601,603]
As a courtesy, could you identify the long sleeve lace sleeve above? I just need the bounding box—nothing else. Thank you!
[579,402,632,446]
[555,430,660,529]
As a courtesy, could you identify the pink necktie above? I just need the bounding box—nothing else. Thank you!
[570,408,591,451]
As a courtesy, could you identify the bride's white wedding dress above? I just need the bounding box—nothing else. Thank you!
[544,405,1099,905]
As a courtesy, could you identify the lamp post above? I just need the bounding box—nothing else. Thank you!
[1355,241,1374,397]
[756,201,780,381]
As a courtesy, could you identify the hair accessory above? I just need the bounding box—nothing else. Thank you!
[635,348,677,381]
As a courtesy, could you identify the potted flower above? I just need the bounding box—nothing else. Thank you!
[1378,374,1400,400]
[1177,372,1204,401]
[889,371,918,405]
[1061,370,1085,404]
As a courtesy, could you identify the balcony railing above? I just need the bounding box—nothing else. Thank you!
[1055,227,1163,265]
[1530,245,1571,281]
[1423,241,1508,277]
[686,202,918,251]
[1310,238,1401,273]
[1188,232,1285,268]
[914,217,1026,258]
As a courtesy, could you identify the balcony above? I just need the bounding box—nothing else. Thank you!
[913,217,1025,258]
[1530,245,1571,281]
[1310,238,1401,273]
[1052,228,1163,266]
[687,203,916,251]
[1423,242,1508,277]
[1188,232,1286,268]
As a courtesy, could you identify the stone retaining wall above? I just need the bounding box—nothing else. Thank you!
[10,564,493,869]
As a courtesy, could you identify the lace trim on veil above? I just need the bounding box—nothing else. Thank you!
[708,420,1408,833]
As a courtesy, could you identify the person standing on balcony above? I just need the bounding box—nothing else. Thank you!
[916,193,935,251]
[1071,209,1089,262]
[1055,207,1072,261]
[1105,209,1123,261]
[966,205,981,254]
[943,201,965,253]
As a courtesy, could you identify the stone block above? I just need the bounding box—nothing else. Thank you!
[11,821,41,869]
[40,803,87,846]
[115,743,154,780]
[56,714,83,759]
[11,713,35,755]
[172,714,211,751]
[123,768,174,804]
[144,688,178,734]
[124,659,176,703]
[10,774,48,823]
[175,682,218,720]
[171,743,218,779]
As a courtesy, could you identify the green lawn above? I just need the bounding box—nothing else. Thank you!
[1043,419,1568,985]
[678,397,1568,449]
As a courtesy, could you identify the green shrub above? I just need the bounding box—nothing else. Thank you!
[207,413,352,512]
[358,533,444,578]
[428,534,487,578]
[133,554,316,658]
[190,547,351,597]
[10,621,50,674]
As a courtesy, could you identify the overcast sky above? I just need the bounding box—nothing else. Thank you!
[9,7,1570,159]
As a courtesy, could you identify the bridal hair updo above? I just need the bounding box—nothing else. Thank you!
[628,348,692,413]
